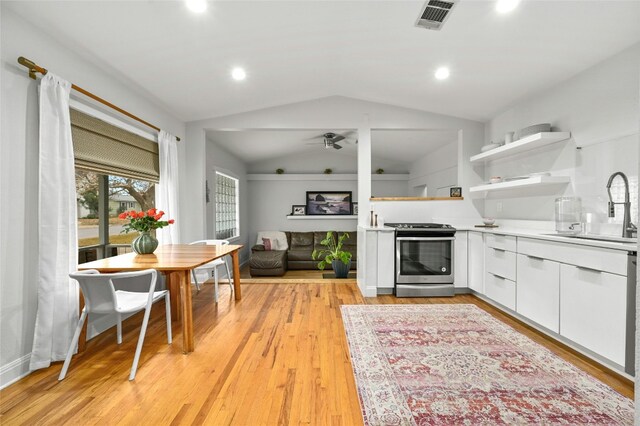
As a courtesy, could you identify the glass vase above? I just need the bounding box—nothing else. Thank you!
[131,231,158,254]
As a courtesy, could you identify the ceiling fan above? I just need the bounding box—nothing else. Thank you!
[306,132,355,150]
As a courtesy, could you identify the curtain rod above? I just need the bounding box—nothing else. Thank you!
[17,56,181,141]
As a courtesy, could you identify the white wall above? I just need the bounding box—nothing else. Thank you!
[248,150,410,175]
[205,139,250,266]
[0,8,185,387]
[409,140,459,197]
[483,43,640,232]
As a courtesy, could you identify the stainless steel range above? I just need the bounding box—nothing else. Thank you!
[386,223,456,297]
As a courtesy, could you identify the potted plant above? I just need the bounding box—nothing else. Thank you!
[118,208,175,254]
[312,231,352,278]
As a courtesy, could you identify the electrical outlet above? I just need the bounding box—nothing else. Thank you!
[496,202,503,213]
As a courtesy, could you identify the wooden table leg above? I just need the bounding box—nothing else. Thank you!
[231,250,242,300]
[165,271,181,321]
[180,270,195,353]
[78,292,87,352]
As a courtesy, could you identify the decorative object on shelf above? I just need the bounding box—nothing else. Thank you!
[291,205,306,216]
[519,123,551,138]
[482,218,496,225]
[374,213,378,227]
[505,132,515,144]
[450,187,462,197]
[352,202,358,215]
[480,142,503,152]
[312,231,352,278]
[323,168,333,174]
[375,168,385,174]
[276,168,284,174]
[306,191,352,215]
[119,208,175,254]
[489,176,503,184]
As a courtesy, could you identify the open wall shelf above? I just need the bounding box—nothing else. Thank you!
[469,176,570,194]
[470,132,571,163]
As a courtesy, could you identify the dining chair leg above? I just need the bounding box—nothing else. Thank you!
[165,293,172,344]
[213,268,219,303]
[116,313,122,344]
[129,303,153,381]
[224,259,233,294]
[192,270,201,292]
[59,309,88,380]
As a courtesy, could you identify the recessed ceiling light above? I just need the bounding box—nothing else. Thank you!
[496,0,520,14]
[231,67,247,81]
[434,67,450,80]
[185,0,207,14]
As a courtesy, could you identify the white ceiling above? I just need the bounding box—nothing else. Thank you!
[6,1,640,122]
[207,128,457,163]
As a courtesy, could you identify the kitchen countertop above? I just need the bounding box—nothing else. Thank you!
[454,226,637,252]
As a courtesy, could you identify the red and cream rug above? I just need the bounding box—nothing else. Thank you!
[341,304,633,425]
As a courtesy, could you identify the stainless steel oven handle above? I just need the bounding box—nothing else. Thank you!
[396,237,455,242]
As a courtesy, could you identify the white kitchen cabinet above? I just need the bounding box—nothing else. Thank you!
[377,231,395,289]
[560,264,627,366]
[485,272,516,310]
[485,247,517,281]
[467,231,484,294]
[516,254,560,333]
[454,231,468,288]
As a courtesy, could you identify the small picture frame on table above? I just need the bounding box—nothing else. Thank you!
[450,187,462,198]
[291,205,306,216]
[352,202,358,215]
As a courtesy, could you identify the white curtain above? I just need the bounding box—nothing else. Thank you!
[156,130,180,244]
[30,73,79,370]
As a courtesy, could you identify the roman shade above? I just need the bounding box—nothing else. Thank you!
[70,109,160,182]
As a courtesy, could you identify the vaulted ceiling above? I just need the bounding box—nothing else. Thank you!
[6,1,640,122]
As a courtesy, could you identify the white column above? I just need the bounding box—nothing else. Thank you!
[357,115,372,226]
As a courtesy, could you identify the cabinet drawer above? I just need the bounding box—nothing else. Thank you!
[518,237,627,276]
[485,233,517,252]
[516,254,560,333]
[485,272,516,310]
[485,247,516,281]
[560,264,626,366]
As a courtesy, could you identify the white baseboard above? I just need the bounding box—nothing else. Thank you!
[1,354,32,390]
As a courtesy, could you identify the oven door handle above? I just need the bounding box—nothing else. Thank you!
[396,237,456,241]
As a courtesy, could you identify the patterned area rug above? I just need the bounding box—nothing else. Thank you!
[341,304,634,425]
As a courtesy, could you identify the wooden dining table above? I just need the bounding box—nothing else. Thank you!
[78,244,244,353]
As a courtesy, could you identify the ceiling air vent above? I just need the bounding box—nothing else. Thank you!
[415,0,456,31]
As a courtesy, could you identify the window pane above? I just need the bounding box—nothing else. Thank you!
[76,170,101,248]
[109,175,156,246]
[215,172,239,239]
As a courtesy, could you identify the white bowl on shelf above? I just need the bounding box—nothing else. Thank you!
[480,143,502,153]
[482,218,496,225]
[489,176,503,184]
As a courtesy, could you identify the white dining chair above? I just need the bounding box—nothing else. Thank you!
[59,269,172,381]
[189,239,233,302]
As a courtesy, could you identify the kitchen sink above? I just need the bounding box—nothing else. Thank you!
[543,233,637,244]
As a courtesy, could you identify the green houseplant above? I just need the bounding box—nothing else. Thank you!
[312,231,352,278]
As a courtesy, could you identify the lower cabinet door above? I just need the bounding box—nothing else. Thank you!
[485,272,516,310]
[560,264,626,366]
[454,231,468,288]
[377,231,395,289]
[516,254,560,333]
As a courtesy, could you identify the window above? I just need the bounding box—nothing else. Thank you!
[76,170,155,261]
[215,171,239,239]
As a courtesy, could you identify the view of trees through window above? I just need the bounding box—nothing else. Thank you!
[76,170,155,249]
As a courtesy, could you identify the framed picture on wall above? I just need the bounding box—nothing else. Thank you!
[450,187,462,197]
[306,191,352,215]
[291,205,306,216]
[352,202,358,215]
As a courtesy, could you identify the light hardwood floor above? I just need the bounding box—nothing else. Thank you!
[1,280,633,425]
